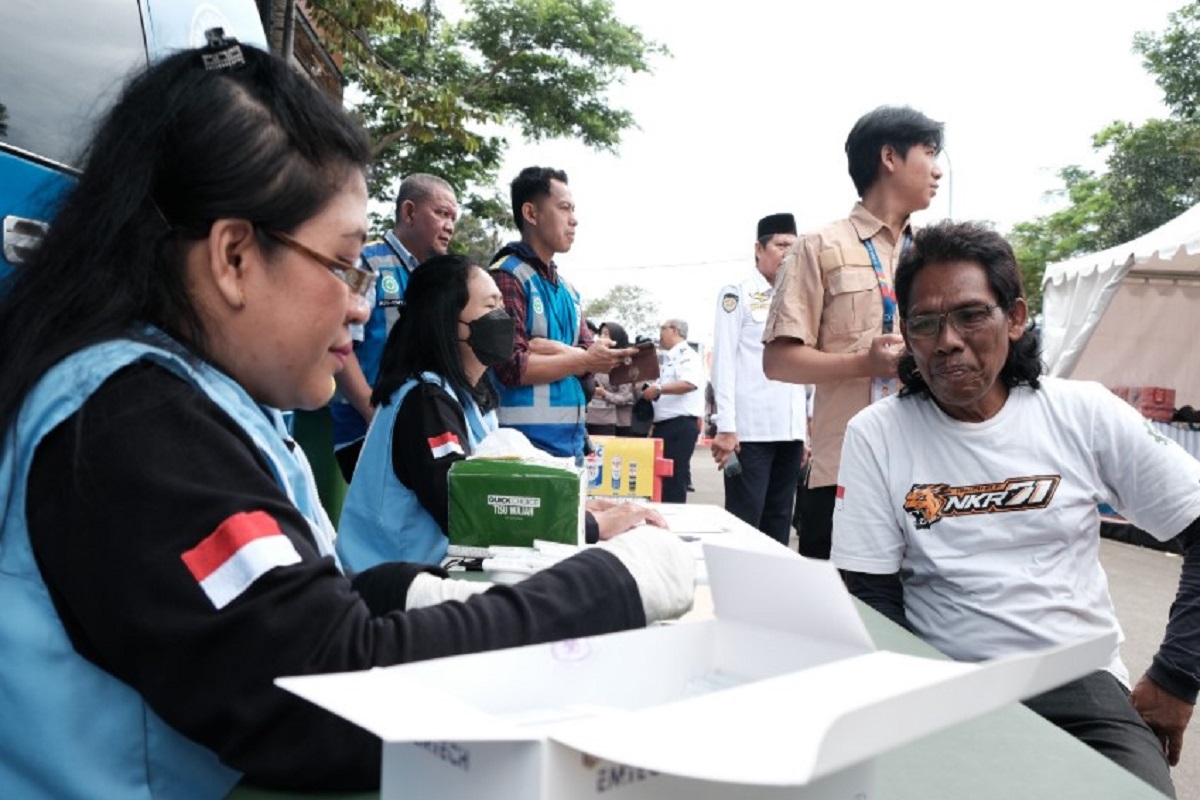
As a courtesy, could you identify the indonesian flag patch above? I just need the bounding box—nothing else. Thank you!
[835,484,845,511]
[428,431,464,459]
[181,511,301,610]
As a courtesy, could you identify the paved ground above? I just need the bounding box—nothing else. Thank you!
[682,446,1197,799]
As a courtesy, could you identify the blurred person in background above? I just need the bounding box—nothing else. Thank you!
[642,318,704,503]
[586,321,636,437]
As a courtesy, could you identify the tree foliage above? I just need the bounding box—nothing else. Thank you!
[1094,118,1200,244]
[1007,1,1200,312]
[1133,2,1200,120]
[0,102,7,137]
[584,284,660,340]
[1008,165,1113,313]
[449,212,506,268]
[305,0,664,236]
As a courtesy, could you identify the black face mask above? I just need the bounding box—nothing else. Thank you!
[462,308,515,367]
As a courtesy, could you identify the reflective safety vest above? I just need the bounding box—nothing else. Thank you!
[337,372,497,571]
[0,328,338,800]
[331,231,415,449]
[489,254,586,459]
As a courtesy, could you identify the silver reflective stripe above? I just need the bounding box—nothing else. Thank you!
[505,260,549,337]
[563,279,582,346]
[508,261,538,282]
[528,297,548,337]
[497,405,580,425]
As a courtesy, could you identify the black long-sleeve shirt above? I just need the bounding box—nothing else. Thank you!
[26,362,643,790]
[389,381,471,535]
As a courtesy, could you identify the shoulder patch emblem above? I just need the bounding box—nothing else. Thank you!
[532,296,545,316]
[721,293,739,313]
[380,273,401,296]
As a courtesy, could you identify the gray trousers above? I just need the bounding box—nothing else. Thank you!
[1024,670,1175,797]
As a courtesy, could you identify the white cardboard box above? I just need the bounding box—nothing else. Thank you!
[278,544,1114,799]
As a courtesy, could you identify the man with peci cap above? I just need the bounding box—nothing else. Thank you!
[710,213,811,545]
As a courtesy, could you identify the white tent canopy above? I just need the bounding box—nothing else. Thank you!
[1040,203,1200,408]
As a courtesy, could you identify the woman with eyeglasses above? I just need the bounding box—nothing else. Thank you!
[338,259,668,571]
[831,220,1200,798]
[0,35,693,799]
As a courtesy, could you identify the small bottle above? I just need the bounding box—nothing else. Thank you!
[586,454,603,489]
[723,452,743,477]
[628,461,638,494]
[610,455,623,492]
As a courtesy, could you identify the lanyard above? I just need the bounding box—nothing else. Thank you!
[861,232,911,334]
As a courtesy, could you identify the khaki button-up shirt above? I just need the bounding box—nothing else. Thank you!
[762,203,910,488]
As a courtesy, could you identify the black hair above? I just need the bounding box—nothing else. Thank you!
[601,321,629,348]
[0,38,371,433]
[845,106,944,197]
[894,220,1042,398]
[372,255,498,412]
[510,166,568,233]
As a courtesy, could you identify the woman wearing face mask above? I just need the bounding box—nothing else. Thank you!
[337,257,666,571]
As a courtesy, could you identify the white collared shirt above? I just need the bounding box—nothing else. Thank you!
[653,341,706,422]
[711,270,809,442]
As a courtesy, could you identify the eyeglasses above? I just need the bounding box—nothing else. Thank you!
[904,304,1000,339]
[263,229,375,301]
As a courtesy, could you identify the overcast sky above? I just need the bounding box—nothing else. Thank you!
[491,0,1185,343]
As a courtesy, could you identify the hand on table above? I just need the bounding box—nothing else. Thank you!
[585,499,668,541]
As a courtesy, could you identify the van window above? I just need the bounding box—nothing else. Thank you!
[0,0,147,168]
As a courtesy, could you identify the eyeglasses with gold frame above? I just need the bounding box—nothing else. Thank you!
[262,229,375,300]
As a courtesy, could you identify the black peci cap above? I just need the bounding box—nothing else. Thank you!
[757,213,797,239]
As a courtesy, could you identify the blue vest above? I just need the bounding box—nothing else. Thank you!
[0,330,339,800]
[331,232,415,449]
[337,372,496,571]
[489,254,586,459]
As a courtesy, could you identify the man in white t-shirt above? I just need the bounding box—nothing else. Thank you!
[642,319,705,503]
[832,220,1200,798]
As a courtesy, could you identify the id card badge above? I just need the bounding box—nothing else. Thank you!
[871,377,898,404]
